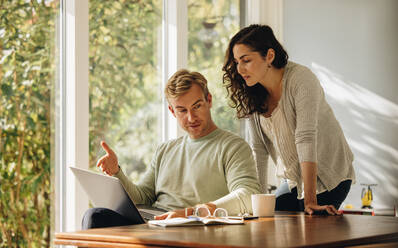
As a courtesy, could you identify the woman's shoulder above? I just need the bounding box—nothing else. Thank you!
[285,61,316,81]
[284,61,321,91]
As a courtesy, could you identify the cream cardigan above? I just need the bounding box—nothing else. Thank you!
[247,61,355,197]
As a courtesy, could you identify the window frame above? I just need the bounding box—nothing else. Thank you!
[56,0,281,232]
[56,0,89,233]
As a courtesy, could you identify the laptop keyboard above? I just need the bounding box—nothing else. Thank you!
[137,205,167,221]
[139,210,156,221]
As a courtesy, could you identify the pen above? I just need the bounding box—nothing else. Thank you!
[243,216,259,220]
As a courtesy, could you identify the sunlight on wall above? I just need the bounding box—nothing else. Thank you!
[311,62,398,209]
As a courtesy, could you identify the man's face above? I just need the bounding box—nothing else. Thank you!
[168,83,215,139]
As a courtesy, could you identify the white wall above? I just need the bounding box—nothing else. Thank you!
[283,0,398,209]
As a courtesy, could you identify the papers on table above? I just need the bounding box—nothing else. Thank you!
[148,217,244,227]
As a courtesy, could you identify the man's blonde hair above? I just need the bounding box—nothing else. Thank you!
[165,69,209,102]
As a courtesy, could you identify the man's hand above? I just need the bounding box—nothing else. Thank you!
[154,202,217,220]
[305,203,340,215]
[96,141,119,176]
[154,209,186,220]
[194,203,217,215]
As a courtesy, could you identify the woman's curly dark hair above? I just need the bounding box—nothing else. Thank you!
[222,24,288,118]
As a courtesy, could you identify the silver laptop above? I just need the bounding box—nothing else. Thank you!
[70,166,166,223]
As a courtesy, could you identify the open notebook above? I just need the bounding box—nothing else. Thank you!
[148,216,244,227]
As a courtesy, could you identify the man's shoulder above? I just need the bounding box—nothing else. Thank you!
[215,129,251,149]
[156,135,185,151]
[214,129,255,165]
[216,128,243,140]
[156,129,249,151]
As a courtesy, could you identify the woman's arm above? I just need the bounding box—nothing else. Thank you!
[300,161,339,215]
[247,116,270,193]
[301,161,317,208]
[289,67,339,215]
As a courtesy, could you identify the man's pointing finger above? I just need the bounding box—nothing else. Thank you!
[101,141,115,155]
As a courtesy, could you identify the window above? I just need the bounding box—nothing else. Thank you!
[0,0,59,247]
[188,0,245,133]
[2,0,261,242]
[88,1,163,181]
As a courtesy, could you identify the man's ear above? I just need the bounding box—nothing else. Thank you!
[207,93,213,108]
[168,105,176,118]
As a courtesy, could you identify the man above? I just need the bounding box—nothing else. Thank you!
[82,69,260,229]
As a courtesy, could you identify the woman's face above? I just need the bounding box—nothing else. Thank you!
[233,44,270,87]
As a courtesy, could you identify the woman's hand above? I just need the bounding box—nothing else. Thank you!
[304,203,340,215]
[300,162,340,215]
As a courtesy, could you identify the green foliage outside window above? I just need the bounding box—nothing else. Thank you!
[0,0,163,246]
[188,0,241,134]
[0,1,58,247]
[88,0,162,181]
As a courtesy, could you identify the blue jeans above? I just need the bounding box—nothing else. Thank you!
[82,208,139,230]
[275,180,352,212]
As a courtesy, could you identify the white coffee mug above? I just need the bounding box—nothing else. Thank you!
[251,194,276,217]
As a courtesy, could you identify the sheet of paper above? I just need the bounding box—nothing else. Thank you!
[148,217,244,227]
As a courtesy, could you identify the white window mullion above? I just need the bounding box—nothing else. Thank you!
[63,0,89,232]
[162,0,188,141]
[247,0,283,42]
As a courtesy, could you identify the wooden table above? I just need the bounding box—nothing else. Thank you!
[54,212,398,248]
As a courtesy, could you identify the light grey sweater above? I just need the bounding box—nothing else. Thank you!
[115,128,261,215]
[247,61,355,197]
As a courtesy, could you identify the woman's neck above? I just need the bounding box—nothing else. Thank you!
[259,67,284,100]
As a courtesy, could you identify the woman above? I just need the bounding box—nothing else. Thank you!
[222,24,355,215]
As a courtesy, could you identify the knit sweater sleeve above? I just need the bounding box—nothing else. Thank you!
[114,146,161,206]
[247,116,269,193]
[212,137,261,215]
[290,67,323,163]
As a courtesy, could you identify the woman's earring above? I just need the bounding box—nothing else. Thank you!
[268,64,271,68]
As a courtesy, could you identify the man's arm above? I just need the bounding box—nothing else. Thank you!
[114,165,156,206]
[154,138,260,219]
[212,140,261,215]
[97,141,156,205]
[154,146,260,219]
